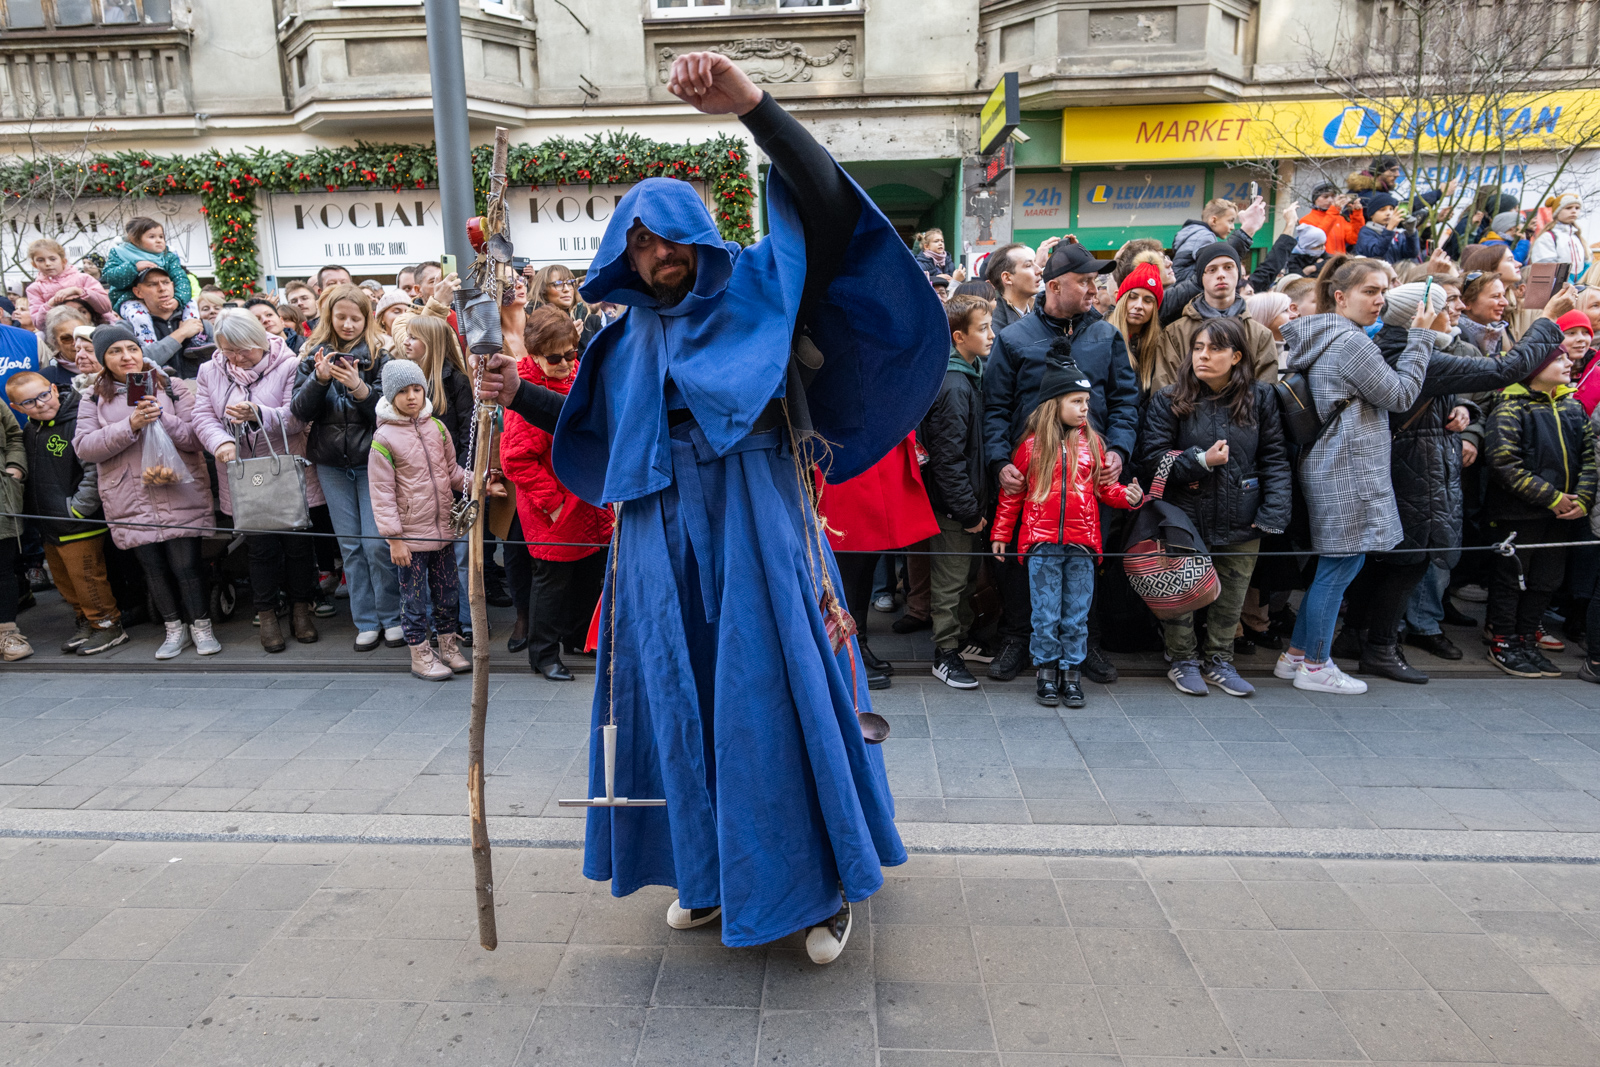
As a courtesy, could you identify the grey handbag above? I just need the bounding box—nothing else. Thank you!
[226,420,311,532]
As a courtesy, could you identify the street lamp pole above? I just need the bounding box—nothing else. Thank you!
[423,0,475,265]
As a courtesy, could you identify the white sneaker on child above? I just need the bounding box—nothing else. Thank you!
[155,622,190,660]
[1273,652,1304,680]
[1293,660,1368,694]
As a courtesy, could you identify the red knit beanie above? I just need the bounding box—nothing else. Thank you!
[1556,309,1593,336]
[1116,262,1164,308]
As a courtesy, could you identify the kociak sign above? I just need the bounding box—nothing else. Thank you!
[265,190,444,274]
[508,183,709,267]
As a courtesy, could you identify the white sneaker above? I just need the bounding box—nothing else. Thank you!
[1273,652,1304,680]
[191,619,221,656]
[805,901,852,965]
[1293,661,1368,695]
[383,625,405,647]
[154,622,190,660]
[666,901,721,930]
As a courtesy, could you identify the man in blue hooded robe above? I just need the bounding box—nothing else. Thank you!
[482,53,947,961]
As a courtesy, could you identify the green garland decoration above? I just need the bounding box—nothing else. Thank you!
[0,133,755,298]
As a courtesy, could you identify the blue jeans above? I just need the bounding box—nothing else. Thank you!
[317,464,401,633]
[1404,556,1453,636]
[1291,553,1366,663]
[1027,543,1095,669]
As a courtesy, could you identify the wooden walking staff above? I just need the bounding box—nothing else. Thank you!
[459,125,518,951]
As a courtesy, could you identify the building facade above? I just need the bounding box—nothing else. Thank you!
[3,0,1598,287]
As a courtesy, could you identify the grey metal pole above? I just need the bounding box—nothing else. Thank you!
[424,0,474,265]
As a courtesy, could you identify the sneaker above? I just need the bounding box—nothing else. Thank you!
[355,630,380,652]
[1059,668,1086,708]
[317,569,341,596]
[191,619,221,656]
[335,573,350,599]
[1203,655,1256,697]
[958,640,994,663]
[666,901,721,930]
[61,616,93,653]
[1233,632,1257,656]
[1079,645,1118,684]
[987,638,1028,681]
[77,622,129,656]
[1035,666,1059,706]
[871,593,897,613]
[1167,659,1209,696]
[1536,627,1566,652]
[1487,635,1542,678]
[1273,652,1304,680]
[0,623,31,662]
[805,901,852,965]
[932,648,979,689]
[1293,660,1368,694]
[1522,636,1563,677]
[154,621,190,660]
[1581,659,1600,685]
[313,594,336,618]
[383,625,406,648]
[1455,583,1489,603]
[25,565,51,592]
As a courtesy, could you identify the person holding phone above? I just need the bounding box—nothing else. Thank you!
[73,324,218,660]
[291,284,397,652]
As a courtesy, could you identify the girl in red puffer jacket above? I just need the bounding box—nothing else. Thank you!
[991,359,1142,708]
[501,306,614,681]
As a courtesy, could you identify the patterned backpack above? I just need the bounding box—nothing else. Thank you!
[1122,449,1220,619]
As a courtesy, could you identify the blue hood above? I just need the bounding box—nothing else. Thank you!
[554,168,947,506]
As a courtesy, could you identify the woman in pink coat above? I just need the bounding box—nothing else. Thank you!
[194,310,325,653]
[73,324,218,660]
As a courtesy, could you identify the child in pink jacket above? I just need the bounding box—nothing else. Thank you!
[369,359,468,681]
[24,239,112,326]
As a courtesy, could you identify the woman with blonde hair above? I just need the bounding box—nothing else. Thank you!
[528,263,603,350]
[1105,258,1165,393]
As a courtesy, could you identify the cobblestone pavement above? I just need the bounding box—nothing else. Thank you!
[3,672,1600,839]
[2,840,1600,1065]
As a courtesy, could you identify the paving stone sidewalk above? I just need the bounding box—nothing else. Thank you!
[3,838,1600,1065]
[3,672,1600,835]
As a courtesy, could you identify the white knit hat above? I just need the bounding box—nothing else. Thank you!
[1383,281,1447,325]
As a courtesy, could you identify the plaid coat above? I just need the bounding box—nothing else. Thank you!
[1283,313,1431,555]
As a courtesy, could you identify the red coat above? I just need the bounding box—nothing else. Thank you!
[818,434,939,552]
[1301,205,1365,256]
[991,433,1138,559]
[501,357,612,561]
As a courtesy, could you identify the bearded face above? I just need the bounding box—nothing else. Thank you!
[625,223,699,308]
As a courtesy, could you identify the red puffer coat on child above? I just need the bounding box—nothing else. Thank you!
[501,356,612,562]
[990,433,1139,559]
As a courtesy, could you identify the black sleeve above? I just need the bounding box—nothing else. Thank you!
[509,379,565,435]
[1160,276,1201,326]
[739,92,861,318]
[1249,234,1295,292]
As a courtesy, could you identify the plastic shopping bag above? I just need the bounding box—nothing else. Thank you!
[141,420,194,486]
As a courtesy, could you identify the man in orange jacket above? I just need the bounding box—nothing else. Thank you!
[1300,182,1364,255]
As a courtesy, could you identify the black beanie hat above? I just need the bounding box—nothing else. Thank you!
[1036,351,1092,408]
[1192,241,1243,277]
[92,323,139,365]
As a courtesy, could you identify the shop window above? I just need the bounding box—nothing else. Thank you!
[1,0,173,30]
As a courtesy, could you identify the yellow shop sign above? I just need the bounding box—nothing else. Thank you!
[1061,93,1600,165]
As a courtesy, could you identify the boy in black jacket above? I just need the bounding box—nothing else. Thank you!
[6,372,125,655]
[919,294,993,689]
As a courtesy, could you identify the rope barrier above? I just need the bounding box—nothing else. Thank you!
[8,510,1593,562]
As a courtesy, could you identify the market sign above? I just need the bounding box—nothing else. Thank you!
[506,181,709,268]
[980,72,1020,157]
[1078,169,1206,227]
[3,195,213,277]
[266,190,444,275]
[1061,91,1600,165]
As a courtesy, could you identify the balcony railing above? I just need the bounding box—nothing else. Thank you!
[0,36,190,120]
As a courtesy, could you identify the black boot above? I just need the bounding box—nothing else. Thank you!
[1079,645,1118,684]
[860,642,894,675]
[1060,668,1086,708]
[1404,630,1463,661]
[988,638,1028,681]
[1035,666,1059,707]
[1359,637,1428,684]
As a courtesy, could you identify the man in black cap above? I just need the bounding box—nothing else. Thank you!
[982,239,1139,684]
[1150,241,1279,391]
[123,266,209,379]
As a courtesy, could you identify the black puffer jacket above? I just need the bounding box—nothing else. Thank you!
[1136,380,1292,549]
[290,340,390,469]
[917,352,986,527]
[1374,316,1558,556]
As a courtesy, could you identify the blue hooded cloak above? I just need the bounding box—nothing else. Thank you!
[551,164,947,947]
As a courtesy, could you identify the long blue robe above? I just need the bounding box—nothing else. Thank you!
[552,167,946,947]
